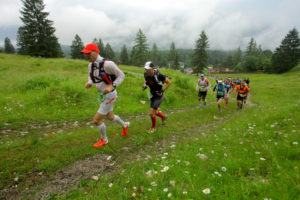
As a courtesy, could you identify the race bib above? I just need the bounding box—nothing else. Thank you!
[199,87,206,92]
[98,92,106,102]
[217,91,224,96]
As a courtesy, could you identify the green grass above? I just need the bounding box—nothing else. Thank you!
[0,54,208,129]
[0,54,299,199]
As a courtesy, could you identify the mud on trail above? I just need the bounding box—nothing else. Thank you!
[0,95,254,200]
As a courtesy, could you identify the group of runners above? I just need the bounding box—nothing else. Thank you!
[196,74,250,113]
[80,43,250,148]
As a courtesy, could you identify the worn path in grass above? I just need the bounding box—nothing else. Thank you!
[1,95,254,200]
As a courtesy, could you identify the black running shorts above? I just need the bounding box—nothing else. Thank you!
[150,95,164,110]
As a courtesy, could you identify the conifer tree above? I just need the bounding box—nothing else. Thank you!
[104,43,115,60]
[70,34,85,59]
[272,28,300,73]
[120,45,129,65]
[151,43,159,66]
[4,37,15,54]
[17,0,63,57]
[193,31,209,75]
[131,29,149,67]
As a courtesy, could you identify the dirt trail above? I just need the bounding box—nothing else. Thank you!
[1,94,254,200]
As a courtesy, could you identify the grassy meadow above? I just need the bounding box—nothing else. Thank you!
[0,54,299,199]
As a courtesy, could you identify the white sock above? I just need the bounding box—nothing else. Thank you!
[97,123,107,140]
[113,115,125,128]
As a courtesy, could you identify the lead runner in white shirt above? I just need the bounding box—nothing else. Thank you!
[81,43,129,148]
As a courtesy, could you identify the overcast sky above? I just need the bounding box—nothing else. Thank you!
[0,0,299,51]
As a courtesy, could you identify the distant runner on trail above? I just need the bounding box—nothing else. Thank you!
[224,77,235,109]
[81,43,129,148]
[196,74,211,108]
[213,79,229,113]
[142,61,171,133]
[244,77,250,103]
[236,79,250,110]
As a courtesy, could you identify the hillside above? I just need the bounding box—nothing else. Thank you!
[0,54,299,200]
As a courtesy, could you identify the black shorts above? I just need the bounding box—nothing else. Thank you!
[150,95,164,110]
[198,91,207,98]
[237,95,245,101]
[216,96,224,101]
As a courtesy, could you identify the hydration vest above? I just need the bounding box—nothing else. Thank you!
[216,83,225,96]
[238,85,248,96]
[90,60,116,84]
[145,69,164,86]
[198,78,209,91]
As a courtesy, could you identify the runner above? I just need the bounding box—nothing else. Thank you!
[213,79,229,113]
[224,77,235,109]
[81,43,129,148]
[236,79,250,110]
[196,74,211,108]
[142,61,171,133]
[244,77,250,104]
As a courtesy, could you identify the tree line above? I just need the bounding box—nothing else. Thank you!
[1,0,299,74]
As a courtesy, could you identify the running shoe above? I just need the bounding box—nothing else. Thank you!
[162,117,167,125]
[93,138,108,148]
[122,122,130,136]
[147,127,156,134]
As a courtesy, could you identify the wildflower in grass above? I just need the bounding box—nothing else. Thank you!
[199,147,203,151]
[293,141,298,145]
[132,193,136,197]
[170,180,175,186]
[164,153,168,155]
[197,153,208,160]
[183,191,187,194]
[151,181,157,186]
[202,188,210,194]
[194,173,197,176]
[224,153,228,157]
[185,161,190,166]
[260,157,266,161]
[133,186,137,191]
[211,150,215,154]
[146,170,152,177]
[170,144,176,148]
[164,188,168,192]
[250,168,255,171]
[168,193,172,198]
[177,160,181,163]
[148,188,152,191]
[255,152,260,155]
[161,166,169,172]
[264,198,272,200]
[109,183,113,188]
[274,142,278,145]
[161,156,166,159]
[221,166,227,172]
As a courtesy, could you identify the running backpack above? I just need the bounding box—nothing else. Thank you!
[216,84,225,96]
[90,60,116,84]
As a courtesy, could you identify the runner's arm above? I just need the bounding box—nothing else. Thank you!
[104,61,125,87]
[163,77,171,92]
[86,63,93,88]
[206,79,211,90]
[142,81,148,91]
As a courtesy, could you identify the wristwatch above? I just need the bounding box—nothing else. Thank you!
[112,82,117,88]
